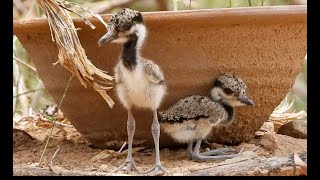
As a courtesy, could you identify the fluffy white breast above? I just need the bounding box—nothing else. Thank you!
[161,119,214,143]
[117,62,152,108]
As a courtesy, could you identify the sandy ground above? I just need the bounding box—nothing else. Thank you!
[13,116,307,176]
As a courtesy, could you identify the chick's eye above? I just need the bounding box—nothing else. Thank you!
[224,88,234,95]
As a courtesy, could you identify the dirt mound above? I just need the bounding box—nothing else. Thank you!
[13,118,307,176]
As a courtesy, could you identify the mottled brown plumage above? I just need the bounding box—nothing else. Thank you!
[143,59,165,85]
[159,95,226,124]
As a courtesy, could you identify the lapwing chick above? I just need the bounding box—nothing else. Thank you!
[159,73,254,161]
[98,8,166,175]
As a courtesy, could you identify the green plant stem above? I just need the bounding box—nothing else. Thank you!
[39,75,73,164]
[248,0,252,6]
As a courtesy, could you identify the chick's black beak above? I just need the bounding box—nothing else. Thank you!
[98,31,116,47]
[240,95,255,107]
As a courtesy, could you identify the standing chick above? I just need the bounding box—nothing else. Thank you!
[159,73,254,161]
[98,8,166,175]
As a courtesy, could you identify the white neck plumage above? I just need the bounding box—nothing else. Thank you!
[134,23,147,52]
[210,87,223,102]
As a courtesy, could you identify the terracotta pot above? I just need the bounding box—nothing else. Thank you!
[13,5,306,148]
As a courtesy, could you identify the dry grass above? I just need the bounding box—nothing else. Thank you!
[34,0,115,108]
[268,97,307,131]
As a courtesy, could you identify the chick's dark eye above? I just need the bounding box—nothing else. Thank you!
[122,23,132,31]
[224,88,234,95]
[213,80,222,87]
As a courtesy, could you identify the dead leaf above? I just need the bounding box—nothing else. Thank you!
[293,152,307,175]
[60,118,71,125]
[123,147,146,154]
[90,150,115,161]
[91,146,147,161]
[112,146,147,158]
[35,121,53,128]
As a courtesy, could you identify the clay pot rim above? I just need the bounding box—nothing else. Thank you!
[13,5,306,34]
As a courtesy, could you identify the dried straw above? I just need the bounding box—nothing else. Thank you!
[268,97,307,130]
[34,0,115,108]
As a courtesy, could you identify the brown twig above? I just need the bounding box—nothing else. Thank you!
[252,146,260,152]
[15,113,73,128]
[30,83,43,109]
[61,0,108,29]
[49,146,61,175]
[13,49,29,115]
[13,88,44,98]
[13,50,44,83]
[38,116,74,128]
[118,141,127,153]
[13,56,37,72]
[13,58,22,114]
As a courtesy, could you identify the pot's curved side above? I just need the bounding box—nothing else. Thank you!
[14,6,306,148]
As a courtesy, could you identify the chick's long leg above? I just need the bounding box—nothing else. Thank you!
[111,110,139,173]
[141,110,167,176]
[200,147,236,156]
[186,141,193,160]
[192,139,244,161]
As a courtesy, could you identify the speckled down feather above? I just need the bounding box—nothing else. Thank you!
[159,95,227,124]
[215,73,247,96]
[143,59,165,84]
[107,8,142,32]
